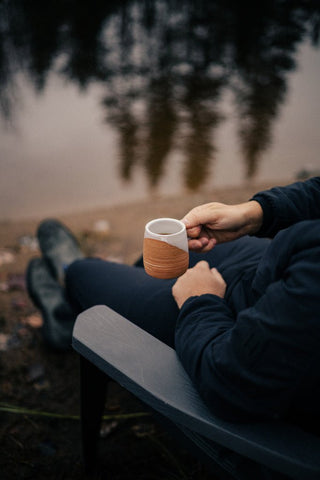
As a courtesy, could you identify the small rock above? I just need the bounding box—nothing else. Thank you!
[16,324,32,340]
[100,421,119,438]
[18,235,39,251]
[23,314,43,329]
[0,282,9,292]
[0,333,10,351]
[6,334,21,349]
[27,363,45,383]
[38,440,56,456]
[33,378,50,391]
[11,297,28,310]
[0,249,15,266]
[106,403,121,411]
[93,219,110,235]
[131,423,155,438]
[7,273,26,291]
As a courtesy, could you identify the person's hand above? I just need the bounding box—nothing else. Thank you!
[182,201,263,252]
[172,261,226,309]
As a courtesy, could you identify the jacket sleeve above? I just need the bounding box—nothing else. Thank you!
[174,229,320,421]
[251,176,320,237]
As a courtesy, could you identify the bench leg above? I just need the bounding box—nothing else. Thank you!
[80,356,108,474]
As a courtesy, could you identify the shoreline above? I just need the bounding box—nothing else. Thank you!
[0,180,286,266]
[0,181,274,225]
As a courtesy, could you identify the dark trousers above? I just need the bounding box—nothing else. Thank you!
[66,236,270,348]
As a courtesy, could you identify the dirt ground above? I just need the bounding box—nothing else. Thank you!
[0,181,283,480]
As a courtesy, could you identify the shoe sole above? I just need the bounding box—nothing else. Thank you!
[26,258,44,311]
[26,258,73,351]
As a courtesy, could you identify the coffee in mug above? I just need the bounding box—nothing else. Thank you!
[143,218,189,279]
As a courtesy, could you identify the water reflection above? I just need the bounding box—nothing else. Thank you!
[1,0,319,190]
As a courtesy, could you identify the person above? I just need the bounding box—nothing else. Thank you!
[26,176,320,430]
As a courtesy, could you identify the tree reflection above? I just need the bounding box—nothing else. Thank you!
[0,0,319,187]
[143,77,178,188]
[107,102,139,182]
[181,74,224,190]
[231,1,303,177]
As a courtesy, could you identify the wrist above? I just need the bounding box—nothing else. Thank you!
[242,201,263,235]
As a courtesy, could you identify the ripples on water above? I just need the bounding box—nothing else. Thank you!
[0,0,319,219]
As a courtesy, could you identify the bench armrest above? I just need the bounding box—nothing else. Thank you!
[72,305,320,479]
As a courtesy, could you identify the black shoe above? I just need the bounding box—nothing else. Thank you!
[37,219,83,284]
[26,257,76,351]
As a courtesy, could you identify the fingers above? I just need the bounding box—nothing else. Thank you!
[210,266,224,280]
[188,237,216,252]
[182,204,220,252]
[193,262,225,285]
[193,260,210,270]
[193,262,223,277]
[185,225,202,238]
[188,237,208,249]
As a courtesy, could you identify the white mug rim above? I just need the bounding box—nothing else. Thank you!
[145,218,185,237]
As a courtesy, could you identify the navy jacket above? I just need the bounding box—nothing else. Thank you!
[175,177,320,426]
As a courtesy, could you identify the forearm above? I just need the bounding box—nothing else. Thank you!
[175,295,268,420]
[174,274,319,421]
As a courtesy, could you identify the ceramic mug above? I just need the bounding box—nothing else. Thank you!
[143,218,189,279]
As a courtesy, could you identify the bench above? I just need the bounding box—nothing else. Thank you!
[72,305,320,479]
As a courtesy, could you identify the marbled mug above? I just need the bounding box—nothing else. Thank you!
[143,218,189,279]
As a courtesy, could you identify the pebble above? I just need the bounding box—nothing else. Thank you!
[23,314,43,329]
[18,235,39,251]
[0,249,15,266]
[38,440,56,456]
[100,420,119,438]
[7,273,26,291]
[0,333,10,351]
[27,363,45,383]
[93,219,110,234]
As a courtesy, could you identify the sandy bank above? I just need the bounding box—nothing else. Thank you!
[0,180,288,269]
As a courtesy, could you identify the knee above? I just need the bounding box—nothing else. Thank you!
[65,258,101,310]
[65,258,86,286]
[65,258,101,289]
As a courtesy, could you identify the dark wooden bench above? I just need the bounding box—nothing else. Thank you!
[72,305,320,479]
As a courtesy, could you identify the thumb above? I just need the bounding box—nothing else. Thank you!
[182,204,215,229]
[181,211,204,236]
[181,212,202,238]
[181,213,196,229]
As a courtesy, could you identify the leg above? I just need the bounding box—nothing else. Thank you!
[188,235,271,278]
[135,235,271,282]
[66,259,179,347]
[66,236,270,348]
[134,235,270,274]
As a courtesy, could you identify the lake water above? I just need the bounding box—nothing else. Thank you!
[0,1,320,220]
